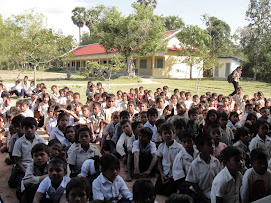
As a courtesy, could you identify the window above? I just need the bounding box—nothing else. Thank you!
[225,63,231,77]
[76,61,80,68]
[140,59,147,69]
[156,59,163,69]
[133,59,137,69]
[82,61,86,67]
[215,66,219,77]
[72,62,75,67]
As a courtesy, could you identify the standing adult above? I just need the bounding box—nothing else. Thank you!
[230,66,242,96]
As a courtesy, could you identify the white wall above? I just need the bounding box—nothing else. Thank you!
[213,58,242,79]
[167,37,181,48]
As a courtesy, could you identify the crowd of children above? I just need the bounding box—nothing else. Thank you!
[0,76,271,203]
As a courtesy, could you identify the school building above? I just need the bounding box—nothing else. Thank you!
[64,29,204,79]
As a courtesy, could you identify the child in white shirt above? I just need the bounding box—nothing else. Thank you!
[92,154,133,203]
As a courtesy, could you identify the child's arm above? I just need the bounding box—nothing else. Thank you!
[59,194,67,203]
[33,192,43,203]
[141,153,157,178]
[157,156,168,184]
[190,183,210,203]
[14,156,26,173]
[116,134,126,157]
[97,122,103,141]
[133,151,140,178]
[60,108,80,121]
[92,181,105,200]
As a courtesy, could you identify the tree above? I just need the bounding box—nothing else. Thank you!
[92,3,166,76]
[80,31,94,45]
[163,15,184,30]
[177,25,219,91]
[242,0,271,80]
[84,5,106,34]
[137,0,157,8]
[71,7,86,45]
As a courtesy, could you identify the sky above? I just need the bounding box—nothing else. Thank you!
[0,0,250,43]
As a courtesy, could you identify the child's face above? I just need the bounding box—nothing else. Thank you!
[66,127,75,143]
[230,114,239,123]
[33,150,49,166]
[41,89,46,94]
[49,143,62,158]
[21,104,28,112]
[139,104,147,112]
[103,166,120,181]
[134,123,143,137]
[162,130,174,144]
[237,89,242,94]
[246,106,253,114]
[122,95,127,102]
[127,103,135,112]
[189,113,198,122]
[67,94,73,101]
[218,117,227,128]
[223,99,229,106]
[199,140,215,155]
[82,108,90,117]
[113,116,119,124]
[67,187,88,203]
[106,98,115,108]
[171,96,177,104]
[60,92,65,97]
[157,99,164,108]
[139,133,150,146]
[209,128,222,145]
[181,137,194,153]
[92,106,100,115]
[164,108,172,116]
[48,163,65,185]
[43,96,49,103]
[258,123,269,137]
[48,109,54,118]
[74,95,80,103]
[226,155,243,173]
[185,94,191,100]
[58,116,68,129]
[193,98,199,104]
[94,95,100,102]
[117,92,122,99]
[14,124,24,136]
[177,105,186,115]
[209,101,215,107]
[79,131,91,146]
[52,86,57,93]
[140,114,148,124]
[148,114,158,124]
[122,123,132,136]
[75,105,81,113]
[252,159,268,175]
[260,109,269,118]
[240,135,250,145]
[24,125,37,140]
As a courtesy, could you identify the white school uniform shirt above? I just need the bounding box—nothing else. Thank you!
[239,112,248,126]
[46,118,57,135]
[116,132,134,156]
[249,134,271,159]
[220,126,234,146]
[227,121,241,129]
[211,166,242,203]
[157,140,182,176]
[12,134,45,168]
[21,108,34,117]
[92,173,133,203]
[101,106,118,124]
[88,112,104,132]
[37,176,70,200]
[38,102,49,116]
[49,126,71,148]
[233,140,249,154]
[67,142,79,158]
[144,121,157,142]
[50,92,59,102]
[185,154,221,199]
[67,144,101,169]
[132,140,157,154]
[58,96,67,106]
[241,168,271,203]
[78,159,97,177]
[173,146,199,181]
[184,100,193,110]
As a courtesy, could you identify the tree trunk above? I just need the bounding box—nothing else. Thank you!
[79,27,81,46]
[127,56,135,77]
[253,54,259,81]
[190,65,193,79]
[34,65,37,86]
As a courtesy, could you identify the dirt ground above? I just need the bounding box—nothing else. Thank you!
[0,130,167,203]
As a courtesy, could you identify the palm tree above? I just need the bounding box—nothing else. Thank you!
[71,7,86,45]
[137,0,157,8]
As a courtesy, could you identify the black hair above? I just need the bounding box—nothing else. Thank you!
[49,158,67,173]
[235,127,250,141]
[188,108,199,117]
[119,110,130,118]
[48,139,62,147]
[205,109,218,125]
[106,93,115,101]
[160,122,175,133]
[250,149,268,163]
[31,143,50,156]
[76,127,92,141]
[207,124,221,135]
[195,135,213,147]
[246,113,257,121]
[155,119,166,127]
[100,154,120,172]
[255,119,269,131]
[21,100,30,106]
[177,130,194,141]
[147,108,158,117]
[66,177,90,200]
[133,179,156,202]
[57,112,68,122]
[132,121,143,131]
[220,147,241,162]
[66,125,76,133]
[173,118,186,131]
[229,111,239,118]
[120,119,131,126]
[22,117,37,129]
[11,115,25,127]
[217,111,228,121]
[140,127,153,141]
[166,194,193,203]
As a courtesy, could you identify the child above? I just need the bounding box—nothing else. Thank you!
[48,139,65,159]
[68,127,101,175]
[21,143,50,203]
[66,91,74,107]
[111,110,130,145]
[155,123,182,197]
[46,106,61,135]
[227,111,241,135]
[133,127,157,178]
[154,119,166,147]
[19,100,33,118]
[259,107,270,120]
[186,108,200,138]
[50,85,59,103]
[218,112,234,146]
[119,92,128,111]
[144,108,158,142]
[185,135,221,202]
[233,127,250,164]
[58,89,67,107]
[64,126,76,151]
[133,179,156,203]
[10,80,21,97]
[33,158,70,203]
[249,120,271,159]
[156,96,165,118]
[232,87,244,106]
[202,109,218,134]
[173,130,199,194]
[101,94,117,125]
[241,149,271,202]
[66,177,90,203]
[208,124,227,162]
[239,103,254,126]
[139,111,148,124]
[92,154,133,202]
[11,117,45,198]
[168,102,189,124]
[127,100,138,122]
[44,105,55,131]
[211,146,243,203]
[166,194,194,203]
[128,88,135,100]
[184,92,192,110]
[38,93,50,127]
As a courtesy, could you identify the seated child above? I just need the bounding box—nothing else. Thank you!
[33,158,70,203]
[92,154,133,202]
[48,139,66,160]
[20,100,34,117]
[133,179,156,203]
[211,147,243,203]
[186,108,200,138]
[185,135,221,202]
[173,118,186,143]
[165,194,194,203]
[218,112,234,146]
[241,149,271,202]
[68,127,101,176]
[173,130,199,194]
[208,124,227,162]
[21,143,50,203]
[63,126,76,151]
[11,117,45,198]
[155,123,182,197]
[66,177,90,203]
[101,94,117,125]
[89,102,104,143]
[154,119,166,147]
[227,111,241,135]
[132,127,157,178]
[144,108,158,142]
